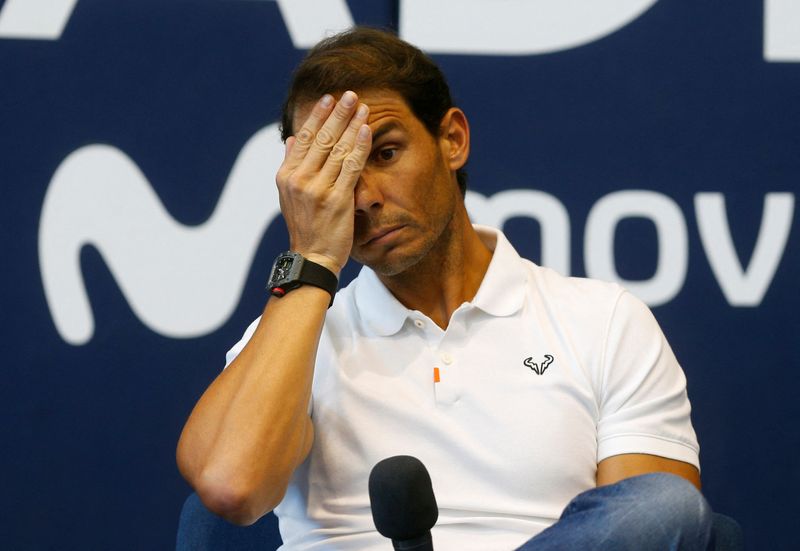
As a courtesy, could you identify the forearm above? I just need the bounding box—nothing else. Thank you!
[596,454,701,491]
[176,285,329,523]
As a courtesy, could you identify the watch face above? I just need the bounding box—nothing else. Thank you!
[269,252,303,290]
[273,256,294,282]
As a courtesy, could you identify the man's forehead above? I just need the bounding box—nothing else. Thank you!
[292,89,415,132]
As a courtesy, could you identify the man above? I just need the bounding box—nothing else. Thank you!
[177,28,711,550]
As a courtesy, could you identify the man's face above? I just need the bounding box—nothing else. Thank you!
[293,89,465,276]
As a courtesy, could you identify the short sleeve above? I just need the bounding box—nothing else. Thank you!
[224,316,261,368]
[596,291,700,469]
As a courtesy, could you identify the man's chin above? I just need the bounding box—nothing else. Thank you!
[352,248,421,278]
[352,229,439,277]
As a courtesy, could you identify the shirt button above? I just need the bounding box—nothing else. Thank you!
[441,353,453,365]
[414,319,425,329]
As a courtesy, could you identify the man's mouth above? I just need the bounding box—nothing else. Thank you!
[361,225,405,246]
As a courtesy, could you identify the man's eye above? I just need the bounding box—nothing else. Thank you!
[377,148,396,161]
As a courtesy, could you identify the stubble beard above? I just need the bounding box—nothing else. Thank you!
[353,200,458,279]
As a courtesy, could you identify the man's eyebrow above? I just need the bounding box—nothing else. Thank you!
[371,121,402,143]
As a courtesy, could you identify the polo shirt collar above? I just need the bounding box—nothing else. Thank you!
[470,225,527,317]
[353,225,527,336]
[353,266,409,336]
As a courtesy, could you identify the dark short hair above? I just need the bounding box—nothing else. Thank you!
[280,27,467,195]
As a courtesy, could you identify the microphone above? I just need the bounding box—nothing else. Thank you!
[368,455,438,551]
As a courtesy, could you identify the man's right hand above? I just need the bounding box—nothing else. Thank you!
[276,91,372,275]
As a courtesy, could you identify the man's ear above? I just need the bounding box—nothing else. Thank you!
[439,108,470,171]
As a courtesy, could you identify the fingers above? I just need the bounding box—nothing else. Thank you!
[334,123,372,190]
[279,90,370,193]
[300,90,361,169]
[283,91,360,169]
[318,102,370,181]
[282,94,335,171]
[283,136,296,159]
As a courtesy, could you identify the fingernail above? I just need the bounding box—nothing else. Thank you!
[320,94,333,107]
[357,104,368,118]
[357,124,370,140]
[341,91,356,107]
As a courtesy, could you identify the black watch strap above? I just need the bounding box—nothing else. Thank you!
[298,258,338,305]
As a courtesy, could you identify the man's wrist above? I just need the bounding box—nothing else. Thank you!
[298,252,341,278]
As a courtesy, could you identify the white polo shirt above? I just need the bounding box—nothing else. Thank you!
[225,226,699,551]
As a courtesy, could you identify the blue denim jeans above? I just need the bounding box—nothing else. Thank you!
[515,473,713,551]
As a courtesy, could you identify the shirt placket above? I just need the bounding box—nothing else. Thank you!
[412,311,463,407]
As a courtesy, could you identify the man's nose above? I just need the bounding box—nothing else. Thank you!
[354,172,384,214]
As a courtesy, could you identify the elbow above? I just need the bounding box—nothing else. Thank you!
[194,468,287,526]
[196,485,262,526]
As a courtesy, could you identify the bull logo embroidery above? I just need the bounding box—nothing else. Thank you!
[524,354,554,375]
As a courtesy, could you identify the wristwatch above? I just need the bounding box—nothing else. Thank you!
[267,251,338,307]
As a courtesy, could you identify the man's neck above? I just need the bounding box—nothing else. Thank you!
[377,210,493,329]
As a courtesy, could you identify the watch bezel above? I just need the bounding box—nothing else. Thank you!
[268,251,304,294]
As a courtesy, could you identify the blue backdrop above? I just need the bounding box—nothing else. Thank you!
[2,1,797,549]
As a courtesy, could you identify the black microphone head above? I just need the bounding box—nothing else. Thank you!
[368,455,439,540]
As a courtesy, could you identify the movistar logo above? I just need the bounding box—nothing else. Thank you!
[39,124,284,345]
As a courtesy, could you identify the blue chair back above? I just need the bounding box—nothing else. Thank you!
[176,493,281,550]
